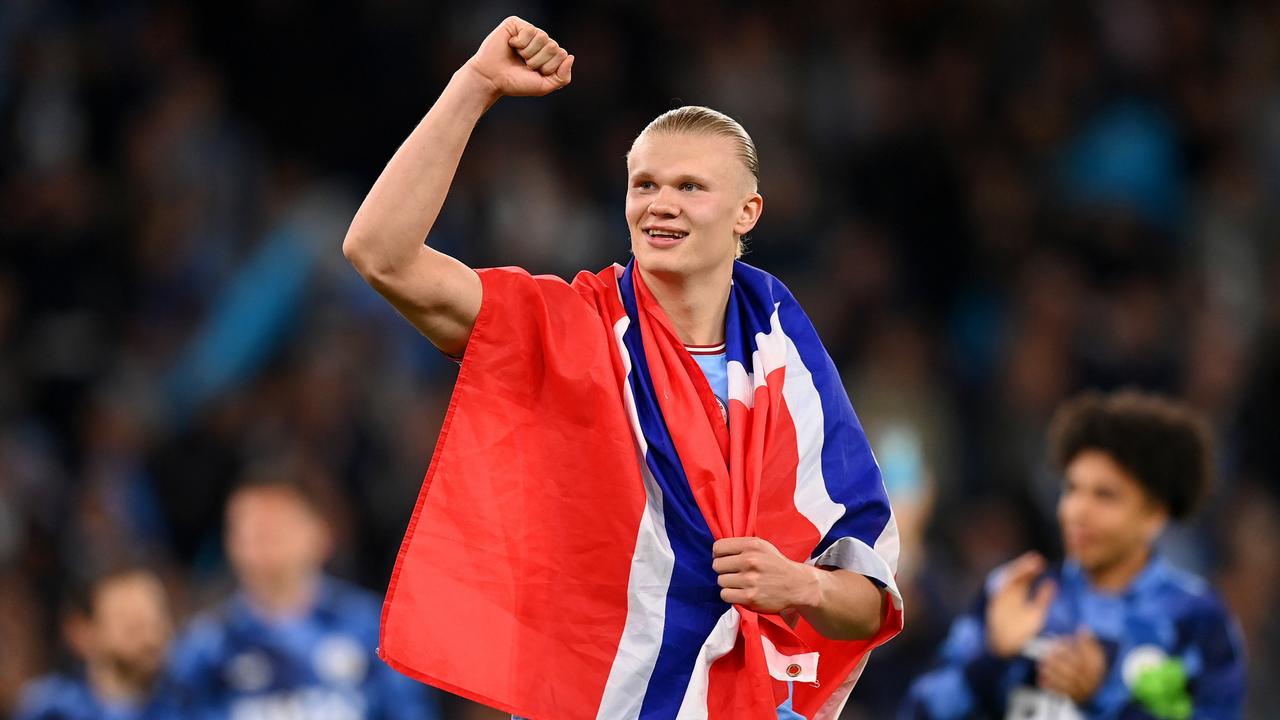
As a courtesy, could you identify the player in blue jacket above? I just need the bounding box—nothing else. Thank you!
[15,564,185,720]
[167,460,439,720]
[905,390,1245,719]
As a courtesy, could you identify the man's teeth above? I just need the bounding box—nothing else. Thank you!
[647,230,688,238]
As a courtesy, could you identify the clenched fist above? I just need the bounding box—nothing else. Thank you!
[712,537,819,614]
[461,16,574,101]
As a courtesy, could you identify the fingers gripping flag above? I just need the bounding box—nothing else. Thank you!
[379,261,903,719]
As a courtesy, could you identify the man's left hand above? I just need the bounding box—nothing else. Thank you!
[1036,627,1107,705]
[712,537,818,614]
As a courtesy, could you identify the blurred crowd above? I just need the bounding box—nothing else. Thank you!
[2,0,1279,717]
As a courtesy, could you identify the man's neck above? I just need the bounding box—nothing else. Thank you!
[87,662,150,704]
[1084,546,1153,593]
[244,572,321,619]
[638,263,733,346]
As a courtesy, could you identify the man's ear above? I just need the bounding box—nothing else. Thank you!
[1142,502,1170,544]
[63,612,93,660]
[735,192,763,236]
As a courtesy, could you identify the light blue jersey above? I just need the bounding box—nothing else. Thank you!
[688,343,729,418]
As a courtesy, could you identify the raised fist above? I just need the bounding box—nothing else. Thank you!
[462,16,574,99]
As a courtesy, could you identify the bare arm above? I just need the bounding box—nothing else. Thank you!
[342,17,574,356]
[794,567,885,640]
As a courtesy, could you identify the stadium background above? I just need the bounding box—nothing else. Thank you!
[2,0,1278,717]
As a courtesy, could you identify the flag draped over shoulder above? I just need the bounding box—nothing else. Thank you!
[379,260,904,720]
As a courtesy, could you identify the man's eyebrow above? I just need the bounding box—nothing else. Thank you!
[628,171,713,186]
[675,174,712,186]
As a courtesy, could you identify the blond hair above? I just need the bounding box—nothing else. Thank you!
[631,106,759,257]
[638,106,760,186]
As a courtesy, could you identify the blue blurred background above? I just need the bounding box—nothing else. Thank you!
[1,0,1278,717]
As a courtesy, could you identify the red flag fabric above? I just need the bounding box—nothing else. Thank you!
[379,263,903,719]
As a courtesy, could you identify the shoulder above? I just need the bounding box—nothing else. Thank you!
[320,577,381,611]
[169,601,237,670]
[1146,562,1228,618]
[475,265,586,298]
[731,261,804,311]
[1143,562,1241,651]
[731,260,785,290]
[569,265,622,293]
[471,265,614,325]
[13,674,92,720]
[315,577,383,633]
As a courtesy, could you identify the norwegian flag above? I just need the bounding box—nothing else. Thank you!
[379,261,903,719]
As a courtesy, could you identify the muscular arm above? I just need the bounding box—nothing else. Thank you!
[343,71,489,356]
[794,567,885,641]
[342,17,573,356]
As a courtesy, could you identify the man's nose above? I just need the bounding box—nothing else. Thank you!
[648,186,681,217]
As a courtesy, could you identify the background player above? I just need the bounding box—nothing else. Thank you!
[167,460,439,720]
[15,565,181,720]
[905,391,1245,718]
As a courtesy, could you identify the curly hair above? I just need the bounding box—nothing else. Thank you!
[1047,390,1214,520]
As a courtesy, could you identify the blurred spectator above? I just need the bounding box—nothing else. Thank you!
[166,460,439,719]
[14,565,181,720]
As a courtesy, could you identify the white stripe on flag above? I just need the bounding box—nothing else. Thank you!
[754,306,846,537]
[873,508,901,575]
[674,607,741,719]
[727,359,754,408]
[596,316,677,720]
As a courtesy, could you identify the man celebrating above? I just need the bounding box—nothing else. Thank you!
[344,16,902,719]
[905,391,1246,719]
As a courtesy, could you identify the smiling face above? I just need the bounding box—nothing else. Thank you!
[1058,449,1168,577]
[625,131,762,281]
